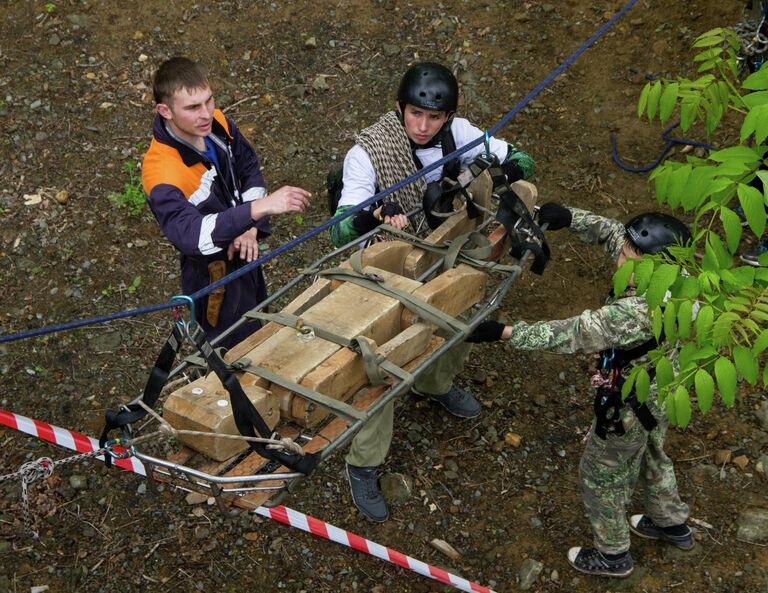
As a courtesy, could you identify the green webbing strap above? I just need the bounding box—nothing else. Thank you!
[235,361,366,423]
[316,266,468,334]
[244,310,353,349]
[377,224,520,274]
[351,336,414,387]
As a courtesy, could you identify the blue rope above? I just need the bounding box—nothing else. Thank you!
[611,121,717,173]
[0,0,639,346]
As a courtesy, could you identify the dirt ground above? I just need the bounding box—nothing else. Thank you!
[1,0,767,592]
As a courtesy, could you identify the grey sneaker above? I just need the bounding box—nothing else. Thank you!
[413,384,481,418]
[346,464,389,523]
[629,514,695,550]
[739,239,768,266]
[567,547,634,578]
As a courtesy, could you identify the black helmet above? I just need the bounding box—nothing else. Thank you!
[396,62,458,112]
[625,212,692,255]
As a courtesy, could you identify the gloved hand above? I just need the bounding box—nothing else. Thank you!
[537,202,572,230]
[466,320,506,343]
[380,202,405,218]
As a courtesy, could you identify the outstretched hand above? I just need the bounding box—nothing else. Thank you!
[466,320,506,343]
[254,186,311,218]
[537,202,572,230]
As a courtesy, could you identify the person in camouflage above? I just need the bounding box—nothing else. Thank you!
[467,204,695,578]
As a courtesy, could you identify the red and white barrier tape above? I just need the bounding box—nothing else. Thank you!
[0,407,495,593]
[0,408,146,476]
[256,505,496,593]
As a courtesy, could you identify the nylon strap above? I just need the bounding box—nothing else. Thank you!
[378,224,520,274]
[316,266,468,334]
[187,323,318,476]
[244,310,354,349]
[99,322,186,467]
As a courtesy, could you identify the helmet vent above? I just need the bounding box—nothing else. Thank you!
[419,91,426,97]
[641,230,649,236]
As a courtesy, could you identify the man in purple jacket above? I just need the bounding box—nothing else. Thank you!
[142,57,310,347]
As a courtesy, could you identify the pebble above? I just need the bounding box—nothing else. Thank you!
[519,558,543,590]
[756,400,768,431]
[380,472,413,502]
[48,33,61,46]
[186,492,208,505]
[737,508,768,543]
[30,99,42,110]
[304,36,317,48]
[69,475,87,490]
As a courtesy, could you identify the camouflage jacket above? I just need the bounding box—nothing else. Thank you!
[505,208,654,355]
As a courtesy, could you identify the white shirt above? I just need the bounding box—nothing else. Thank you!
[338,117,509,209]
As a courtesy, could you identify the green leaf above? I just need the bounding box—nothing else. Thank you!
[655,356,675,390]
[743,66,768,90]
[695,369,715,414]
[673,385,692,428]
[633,258,655,295]
[621,366,640,400]
[646,264,680,309]
[613,259,635,297]
[754,104,768,145]
[647,81,662,121]
[720,206,743,253]
[651,305,663,341]
[712,311,739,346]
[659,82,679,123]
[635,367,651,403]
[708,146,763,163]
[638,82,651,118]
[692,34,724,48]
[709,234,734,270]
[738,183,767,238]
[680,97,700,132]
[752,330,768,355]
[678,342,700,372]
[665,391,677,424]
[664,302,678,344]
[677,300,693,339]
[714,356,737,406]
[742,90,768,108]
[733,345,759,385]
[667,165,692,209]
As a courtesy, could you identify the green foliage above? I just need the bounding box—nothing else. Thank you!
[127,275,142,295]
[626,28,768,427]
[108,161,145,216]
[44,2,57,13]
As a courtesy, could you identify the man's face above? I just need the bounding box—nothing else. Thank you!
[156,85,215,147]
[400,103,450,145]
[616,241,643,269]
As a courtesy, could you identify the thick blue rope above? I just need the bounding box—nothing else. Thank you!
[611,121,717,173]
[0,0,638,346]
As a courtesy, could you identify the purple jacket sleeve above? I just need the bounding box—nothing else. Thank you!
[148,183,254,257]
[226,116,271,237]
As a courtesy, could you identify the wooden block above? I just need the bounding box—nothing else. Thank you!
[467,170,493,223]
[402,264,487,327]
[240,267,422,416]
[225,278,332,362]
[510,179,538,213]
[403,209,476,279]
[487,223,510,262]
[358,240,414,275]
[164,372,280,461]
[291,323,434,427]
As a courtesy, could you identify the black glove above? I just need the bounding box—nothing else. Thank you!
[500,159,525,183]
[537,202,572,230]
[466,320,506,343]
[380,201,405,218]
[351,209,379,235]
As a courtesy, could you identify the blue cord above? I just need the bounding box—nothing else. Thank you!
[612,121,717,173]
[0,0,640,346]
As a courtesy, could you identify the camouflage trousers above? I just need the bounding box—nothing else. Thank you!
[579,400,689,555]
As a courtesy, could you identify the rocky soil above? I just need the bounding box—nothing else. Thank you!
[1,1,767,592]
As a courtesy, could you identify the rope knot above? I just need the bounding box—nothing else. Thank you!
[19,457,55,485]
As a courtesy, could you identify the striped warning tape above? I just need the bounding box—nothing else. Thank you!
[0,407,495,593]
[256,505,496,593]
[0,408,146,476]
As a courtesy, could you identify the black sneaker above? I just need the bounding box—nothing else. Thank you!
[739,239,768,266]
[346,464,389,523]
[413,384,481,418]
[629,515,695,550]
[567,547,634,578]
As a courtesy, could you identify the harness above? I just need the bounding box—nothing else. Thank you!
[591,337,659,439]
